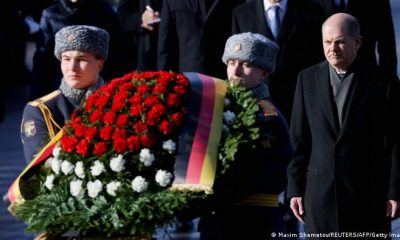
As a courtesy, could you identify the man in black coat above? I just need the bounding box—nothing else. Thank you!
[287,13,400,237]
[157,0,245,79]
[231,0,326,121]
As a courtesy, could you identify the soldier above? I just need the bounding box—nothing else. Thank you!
[199,32,292,240]
[21,25,109,163]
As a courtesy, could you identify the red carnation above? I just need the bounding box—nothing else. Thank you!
[89,110,103,123]
[100,125,113,141]
[93,142,108,156]
[130,105,144,117]
[129,94,142,105]
[113,138,127,153]
[140,133,156,147]
[60,136,78,153]
[76,139,90,156]
[85,127,97,141]
[166,93,182,107]
[171,112,184,126]
[73,123,86,137]
[134,121,147,134]
[144,95,159,107]
[137,84,150,95]
[127,135,141,151]
[159,120,174,135]
[116,114,129,127]
[174,85,187,95]
[103,111,116,125]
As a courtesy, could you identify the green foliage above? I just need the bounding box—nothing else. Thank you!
[218,83,260,174]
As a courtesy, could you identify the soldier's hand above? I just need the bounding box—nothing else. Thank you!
[290,197,305,224]
[387,200,400,219]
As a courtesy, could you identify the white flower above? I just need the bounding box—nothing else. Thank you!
[223,110,236,125]
[131,176,148,193]
[155,170,173,187]
[87,180,103,198]
[50,158,61,174]
[70,180,83,197]
[162,140,176,153]
[52,145,61,158]
[90,160,105,176]
[223,124,229,133]
[44,157,53,169]
[139,148,155,167]
[61,160,74,175]
[110,155,126,172]
[74,161,85,179]
[106,181,121,196]
[44,174,55,190]
[224,98,231,106]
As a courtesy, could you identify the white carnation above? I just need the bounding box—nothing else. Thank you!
[139,148,155,167]
[74,161,85,179]
[162,140,176,153]
[106,181,121,196]
[223,110,236,125]
[50,158,61,174]
[155,170,173,187]
[44,174,55,190]
[70,180,83,197]
[87,180,103,198]
[90,160,105,176]
[61,160,74,175]
[110,155,126,172]
[52,145,61,158]
[131,176,148,193]
[224,98,231,106]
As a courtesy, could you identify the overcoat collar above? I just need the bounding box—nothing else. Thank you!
[315,60,369,141]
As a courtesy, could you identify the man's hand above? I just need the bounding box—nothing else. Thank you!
[290,197,305,224]
[387,200,400,219]
[141,6,160,31]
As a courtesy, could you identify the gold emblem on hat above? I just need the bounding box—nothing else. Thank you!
[67,33,75,43]
[234,44,241,52]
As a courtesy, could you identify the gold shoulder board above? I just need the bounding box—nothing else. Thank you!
[258,100,278,117]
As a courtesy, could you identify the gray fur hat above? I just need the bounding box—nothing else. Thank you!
[222,32,280,73]
[54,25,109,60]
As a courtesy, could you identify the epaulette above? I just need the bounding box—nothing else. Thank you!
[258,100,279,117]
[26,90,62,138]
[28,90,61,107]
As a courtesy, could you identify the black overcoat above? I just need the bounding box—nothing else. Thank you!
[287,60,400,236]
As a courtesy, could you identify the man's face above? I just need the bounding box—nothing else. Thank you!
[60,50,104,89]
[322,24,361,71]
[226,59,267,89]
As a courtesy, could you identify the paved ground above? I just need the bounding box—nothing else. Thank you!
[1,1,400,239]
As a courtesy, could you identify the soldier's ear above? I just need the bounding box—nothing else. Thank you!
[97,59,105,71]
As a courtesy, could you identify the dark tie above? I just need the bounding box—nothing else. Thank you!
[270,5,280,39]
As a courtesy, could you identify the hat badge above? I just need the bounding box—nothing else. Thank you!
[234,44,241,52]
[67,33,76,43]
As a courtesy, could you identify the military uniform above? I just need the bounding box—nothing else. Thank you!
[21,90,74,163]
[199,83,292,240]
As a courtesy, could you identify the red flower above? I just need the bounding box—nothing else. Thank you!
[130,105,144,117]
[100,125,113,141]
[73,123,86,137]
[89,110,103,123]
[103,111,116,125]
[127,135,141,151]
[116,114,129,127]
[171,112,184,126]
[174,85,187,95]
[113,137,127,153]
[93,142,107,156]
[129,94,142,105]
[144,95,159,107]
[134,122,146,134]
[159,120,174,135]
[140,133,156,147]
[76,139,90,156]
[61,136,78,153]
[84,127,97,141]
[166,93,182,107]
[137,84,150,95]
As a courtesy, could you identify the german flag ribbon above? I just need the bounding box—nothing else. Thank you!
[172,72,227,193]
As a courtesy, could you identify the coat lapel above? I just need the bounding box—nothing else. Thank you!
[316,62,340,136]
[337,68,369,141]
[253,0,273,38]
